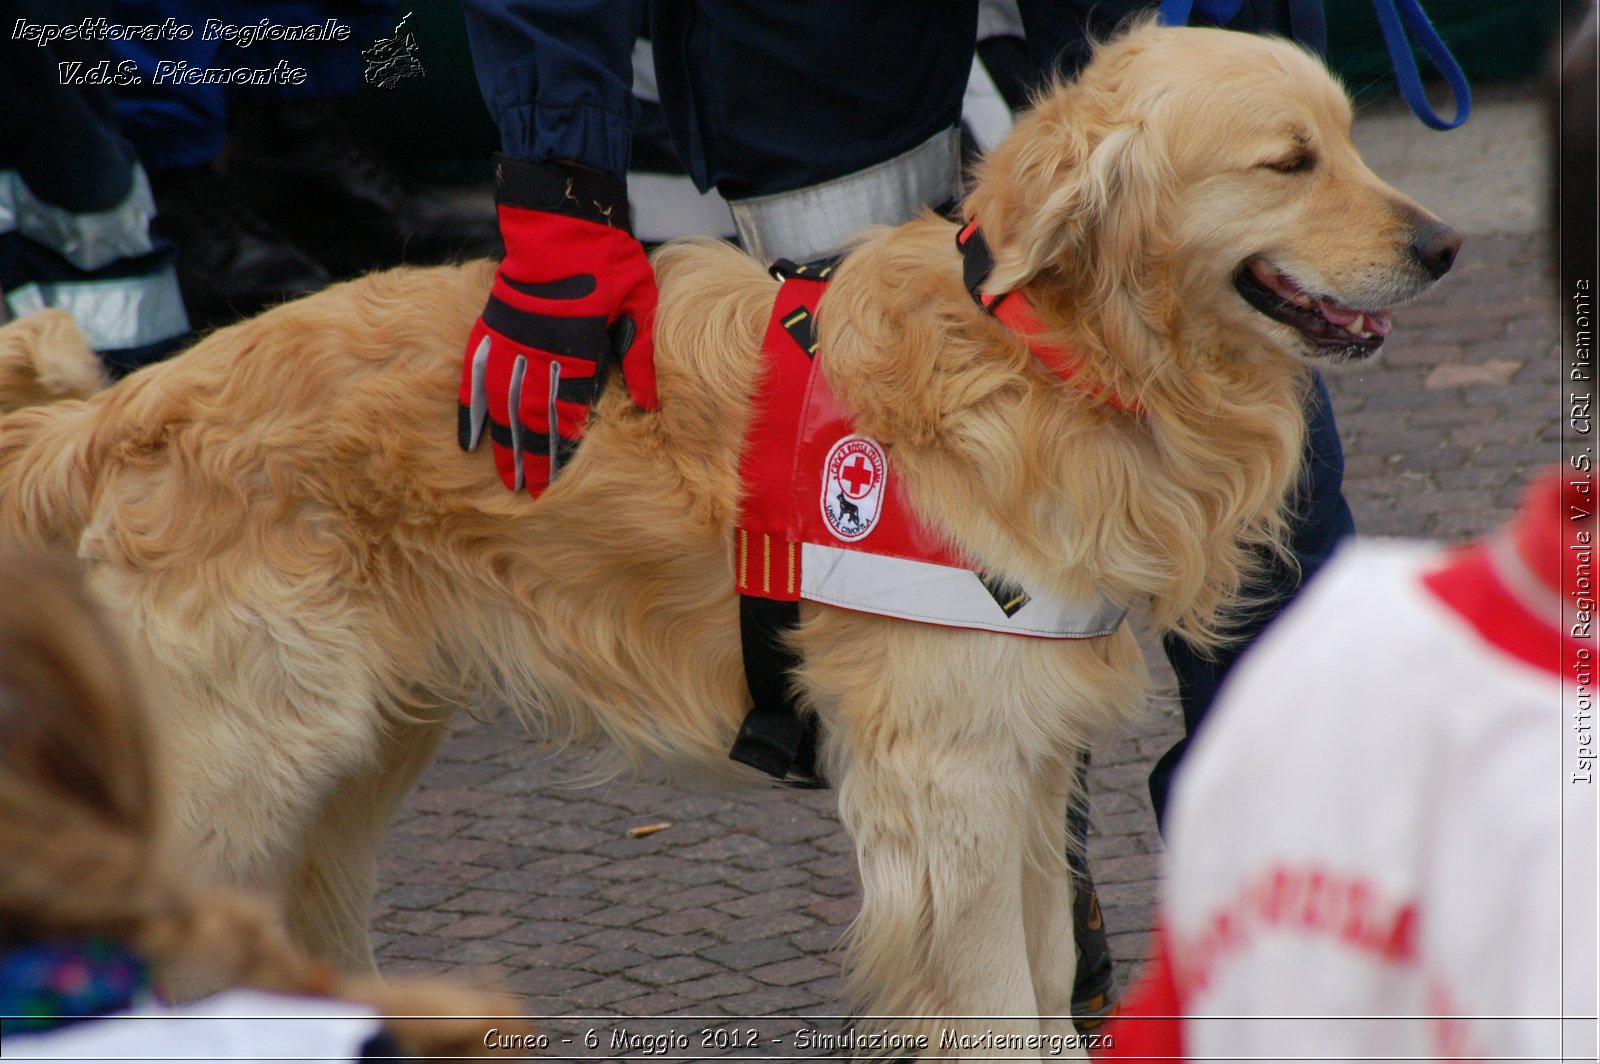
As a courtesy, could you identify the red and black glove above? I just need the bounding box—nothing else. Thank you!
[458,155,657,495]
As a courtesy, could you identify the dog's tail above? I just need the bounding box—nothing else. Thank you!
[0,310,108,547]
[0,309,106,413]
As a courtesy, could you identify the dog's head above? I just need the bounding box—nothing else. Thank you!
[964,21,1459,368]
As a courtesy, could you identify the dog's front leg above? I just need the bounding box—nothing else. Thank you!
[1020,756,1090,1057]
[834,743,1048,1060]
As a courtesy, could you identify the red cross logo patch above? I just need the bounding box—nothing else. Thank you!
[821,436,887,541]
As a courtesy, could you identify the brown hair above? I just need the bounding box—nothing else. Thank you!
[0,549,525,1056]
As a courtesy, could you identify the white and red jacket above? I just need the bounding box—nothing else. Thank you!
[1106,472,1598,1062]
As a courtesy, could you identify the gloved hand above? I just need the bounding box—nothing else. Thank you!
[458,155,657,495]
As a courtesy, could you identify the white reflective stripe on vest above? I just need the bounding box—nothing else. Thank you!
[6,269,188,353]
[800,541,1127,639]
[0,168,157,272]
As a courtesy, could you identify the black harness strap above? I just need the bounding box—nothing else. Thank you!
[730,596,820,785]
[727,258,833,788]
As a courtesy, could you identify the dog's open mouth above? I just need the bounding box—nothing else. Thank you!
[1235,258,1392,357]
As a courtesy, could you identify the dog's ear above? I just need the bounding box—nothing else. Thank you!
[965,82,1170,297]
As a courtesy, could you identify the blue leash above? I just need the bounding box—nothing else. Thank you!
[1366,0,1471,129]
[1156,0,1471,129]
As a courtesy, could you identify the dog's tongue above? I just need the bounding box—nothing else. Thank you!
[1315,297,1393,337]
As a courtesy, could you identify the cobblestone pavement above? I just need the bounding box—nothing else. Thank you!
[370,92,1561,1052]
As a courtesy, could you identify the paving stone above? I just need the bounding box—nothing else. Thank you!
[380,934,472,964]
[709,912,816,943]
[728,843,828,873]
[386,813,474,839]
[638,908,733,936]
[787,926,846,956]
[588,854,692,882]
[1425,359,1525,389]
[748,956,836,988]
[378,884,464,911]
[500,920,604,947]
[677,834,773,862]
[673,972,762,1001]
[806,896,860,926]
[561,975,650,1009]
[373,908,457,936]
[515,824,618,853]
[714,887,815,919]
[717,865,811,893]
[571,927,644,952]
[508,941,601,970]
[632,933,721,959]
[430,938,526,965]
[656,883,745,912]
[572,949,652,975]
[700,938,802,970]
[628,955,721,988]
[586,904,665,928]
[658,861,738,887]
[605,990,698,1015]
[378,859,492,888]
[714,986,827,1016]
[509,894,608,920]
[435,914,521,940]
[380,957,452,980]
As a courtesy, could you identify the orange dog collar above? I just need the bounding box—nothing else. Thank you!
[955,219,1144,416]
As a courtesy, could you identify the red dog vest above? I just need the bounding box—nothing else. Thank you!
[734,272,1126,640]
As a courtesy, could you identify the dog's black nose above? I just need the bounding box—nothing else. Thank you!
[1412,222,1463,279]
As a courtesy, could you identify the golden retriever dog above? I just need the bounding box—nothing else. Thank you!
[0,23,1455,1057]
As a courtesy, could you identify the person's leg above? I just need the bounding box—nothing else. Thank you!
[1149,372,1353,825]
[105,0,330,330]
[224,0,502,277]
[649,0,979,262]
[0,0,188,372]
[106,0,229,171]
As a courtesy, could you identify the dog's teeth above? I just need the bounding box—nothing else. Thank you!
[1292,292,1314,308]
[1349,313,1368,337]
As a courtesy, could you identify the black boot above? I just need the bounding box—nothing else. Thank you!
[228,99,502,277]
[150,163,331,332]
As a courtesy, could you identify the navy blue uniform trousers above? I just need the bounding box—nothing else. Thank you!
[107,0,394,171]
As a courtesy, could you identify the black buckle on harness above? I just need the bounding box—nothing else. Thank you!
[768,258,836,283]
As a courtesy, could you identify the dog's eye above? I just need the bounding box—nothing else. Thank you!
[1263,150,1315,174]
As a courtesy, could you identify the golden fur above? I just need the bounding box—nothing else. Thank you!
[0,25,1451,1056]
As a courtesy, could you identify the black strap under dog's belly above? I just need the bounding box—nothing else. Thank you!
[730,596,824,787]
